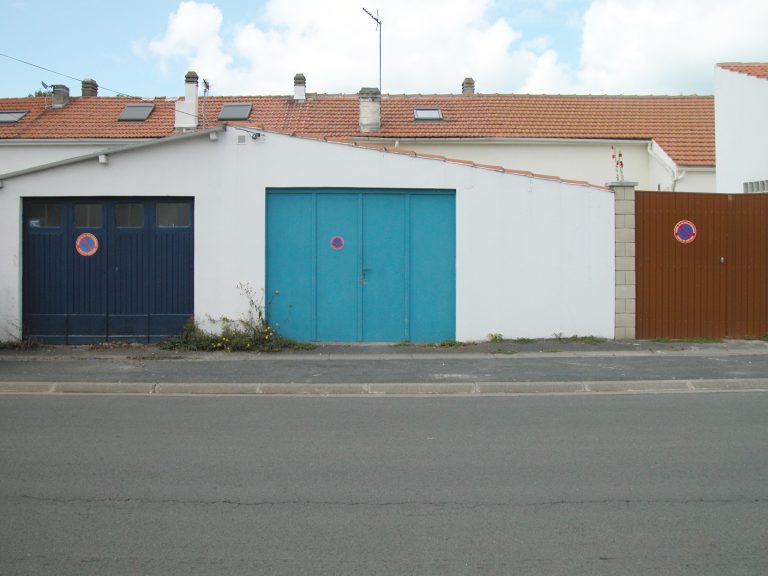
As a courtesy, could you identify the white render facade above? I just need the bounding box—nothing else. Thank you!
[0,127,615,342]
[0,139,144,174]
[715,66,768,193]
[356,138,715,193]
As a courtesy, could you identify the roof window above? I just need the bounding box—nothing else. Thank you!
[413,108,443,121]
[0,110,28,123]
[218,103,253,121]
[118,103,155,122]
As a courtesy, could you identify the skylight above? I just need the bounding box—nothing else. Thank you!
[118,103,155,122]
[218,103,253,121]
[413,108,443,121]
[0,110,28,123]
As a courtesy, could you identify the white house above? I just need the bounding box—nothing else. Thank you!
[715,63,768,193]
[0,126,615,344]
[1,72,715,192]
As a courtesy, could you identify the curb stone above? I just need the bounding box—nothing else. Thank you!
[1,379,767,396]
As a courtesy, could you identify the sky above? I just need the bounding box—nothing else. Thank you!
[1,0,767,99]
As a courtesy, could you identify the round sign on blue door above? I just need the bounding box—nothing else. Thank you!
[75,232,99,256]
[330,235,345,250]
[673,220,697,244]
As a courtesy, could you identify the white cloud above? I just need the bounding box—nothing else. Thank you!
[140,0,768,96]
[520,50,576,94]
[574,0,768,94]
[140,0,545,95]
[147,1,231,76]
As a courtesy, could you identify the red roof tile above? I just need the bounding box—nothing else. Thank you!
[1,92,715,166]
[0,96,176,139]
[718,62,768,80]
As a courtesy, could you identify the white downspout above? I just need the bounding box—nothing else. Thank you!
[648,140,685,191]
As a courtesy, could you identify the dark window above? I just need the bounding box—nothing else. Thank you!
[115,204,144,228]
[118,103,155,122]
[74,204,103,228]
[156,202,191,228]
[218,103,252,121]
[413,108,443,121]
[0,110,28,123]
[27,204,62,228]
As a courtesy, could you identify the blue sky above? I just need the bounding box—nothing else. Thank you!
[1,0,766,98]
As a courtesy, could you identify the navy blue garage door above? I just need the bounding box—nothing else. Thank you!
[23,198,194,344]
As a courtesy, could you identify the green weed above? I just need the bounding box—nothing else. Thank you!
[0,337,41,350]
[162,283,314,352]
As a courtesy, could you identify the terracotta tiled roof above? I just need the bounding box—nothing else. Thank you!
[718,62,768,80]
[1,92,715,166]
[0,96,176,139]
[372,94,714,167]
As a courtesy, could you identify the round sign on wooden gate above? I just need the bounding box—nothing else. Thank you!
[75,233,99,256]
[673,220,697,244]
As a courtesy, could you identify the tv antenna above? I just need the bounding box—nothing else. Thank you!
[40,81,52,108]
[202,78,210,129]
[362,7,381,95]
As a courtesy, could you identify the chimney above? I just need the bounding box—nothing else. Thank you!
[175,71,199,131]
[462,77,475,95]
[52,84,70,108]
[81,78,98,97]
[294,73,306,102]
[358,87,381,133]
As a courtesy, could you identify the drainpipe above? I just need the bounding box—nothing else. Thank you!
[647,141,685,191]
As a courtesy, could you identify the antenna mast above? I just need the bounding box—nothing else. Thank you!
[202,79,210,129]
[362,7,381,95]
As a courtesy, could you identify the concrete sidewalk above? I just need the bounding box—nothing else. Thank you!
[2,338,768,396]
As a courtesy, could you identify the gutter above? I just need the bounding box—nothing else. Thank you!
[354,136,652,146]
[0,138,151,146]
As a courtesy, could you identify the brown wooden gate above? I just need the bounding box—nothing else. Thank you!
[636,192,768,339]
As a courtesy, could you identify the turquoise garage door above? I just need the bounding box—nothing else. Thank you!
[266,189,455,342]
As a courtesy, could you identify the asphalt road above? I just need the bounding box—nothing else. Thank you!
[1,393,767,575]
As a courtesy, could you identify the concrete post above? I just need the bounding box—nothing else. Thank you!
[81,79,98,97]
[294,73,306,102]
[52,84,69,108]
[609,181,637,339]
[358,87,381,133]
[175,71,199,131]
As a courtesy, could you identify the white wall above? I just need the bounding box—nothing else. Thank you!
[0,142,129,174]
[372,139,715,193]
[0,129,615,341]
[716,67,768,193]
